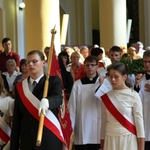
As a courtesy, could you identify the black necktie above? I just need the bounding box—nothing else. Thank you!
[30,81,37,92]
[146,73,150,80]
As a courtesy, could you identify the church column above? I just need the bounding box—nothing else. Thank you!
[0,0,17,52]
[99,0,127,50]
[25,0,60,55]
[60,0,93,46]
[75,0,84,45]
[143,0,150,47]
[84,0,92,45]
[75,0,92,46]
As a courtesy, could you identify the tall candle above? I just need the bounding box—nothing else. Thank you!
[60,14,69,45]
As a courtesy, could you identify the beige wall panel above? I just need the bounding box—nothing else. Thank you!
[25,0,60,55]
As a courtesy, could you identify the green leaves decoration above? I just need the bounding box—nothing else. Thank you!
[120,57,145,75]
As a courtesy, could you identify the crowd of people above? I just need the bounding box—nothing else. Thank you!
[0,37,150,150]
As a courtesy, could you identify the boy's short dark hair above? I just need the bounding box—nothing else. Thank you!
[84,55,98,65]
[27,50,45,61]
[90,47,103,57]
[143,50,150,58]
[109,46,121,54]
[2,37,11,45]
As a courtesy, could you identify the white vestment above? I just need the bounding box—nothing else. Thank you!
[68,78,101,145]
[139,74,150,141]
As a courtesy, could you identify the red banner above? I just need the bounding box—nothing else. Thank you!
[50,46,73,150]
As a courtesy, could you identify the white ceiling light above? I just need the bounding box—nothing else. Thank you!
[19,2,25,11]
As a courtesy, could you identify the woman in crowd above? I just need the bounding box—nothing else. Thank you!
[58,51,73,100]
[100,62,145,150]
[13,58,29,85]
[12,59,29,98]
[2,59,21,95]
[80,46,89,59]
[67,51,86,82]
[64,47,74,63]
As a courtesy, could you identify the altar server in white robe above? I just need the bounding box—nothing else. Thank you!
[68,55,101,150]
[135,50,150,150]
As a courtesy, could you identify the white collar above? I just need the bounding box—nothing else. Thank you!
[2,70,20,76]
[30,73,44,84]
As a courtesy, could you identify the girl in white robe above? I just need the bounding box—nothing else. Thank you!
[100,62,145,150]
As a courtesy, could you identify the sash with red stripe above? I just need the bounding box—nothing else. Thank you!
[16,80,67,150]
[101,94,136,135]
[0,117,11,143]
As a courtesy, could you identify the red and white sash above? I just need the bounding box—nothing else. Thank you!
[101,93,136,135]
[0,117,11,143]
[16,79,67,150]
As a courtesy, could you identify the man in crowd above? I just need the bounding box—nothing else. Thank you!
[0,37,20,72]
[109,45,122,64]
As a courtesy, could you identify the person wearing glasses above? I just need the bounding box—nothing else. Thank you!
[68,55,101,150]
[10,50,63,150]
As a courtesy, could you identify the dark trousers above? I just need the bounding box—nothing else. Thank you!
[74,144,100,150]
[145,141,150,150]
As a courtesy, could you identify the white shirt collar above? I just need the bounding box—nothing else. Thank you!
[30,73,44,84]
[2,70,21,77]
